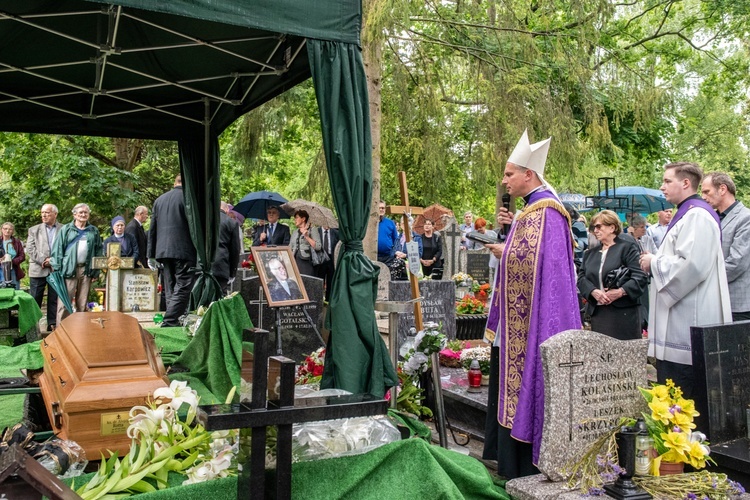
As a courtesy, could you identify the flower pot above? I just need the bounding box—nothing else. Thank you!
[455,313,489,340]
[658,461,684,476]
[481,374,490,386]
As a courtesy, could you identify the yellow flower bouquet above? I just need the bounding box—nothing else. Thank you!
[639,379,713,475]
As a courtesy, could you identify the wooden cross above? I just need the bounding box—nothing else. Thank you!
[386,171,447,447]
[91,242,135,312]
[385,171,425,330]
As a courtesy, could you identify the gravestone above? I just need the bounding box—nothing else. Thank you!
[692,322,750,482]
[466,250,491,284]
[120,269,159,311]
[537,329,648,481]
[442,219,463,279]
[241,274,325,362]
[91,242,135,312]
[389,280,456,346]
[372,260,390,302]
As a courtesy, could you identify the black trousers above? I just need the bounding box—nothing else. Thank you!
[483,346,539,479]
[29,276,58,329]
[315,259,334,301]
[160,258,196,327]
[656,359,695,399]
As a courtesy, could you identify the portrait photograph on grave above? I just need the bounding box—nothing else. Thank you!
[251,246,309,307]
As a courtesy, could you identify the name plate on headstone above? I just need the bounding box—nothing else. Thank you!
[466,251,491,283]
[538,330,648,481]
[389,280,456,346]
[120,269,159,312]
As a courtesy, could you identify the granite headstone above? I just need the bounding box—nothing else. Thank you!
[442,220,464,279]
[466,250,491,284]
[372,260,391,302]
[538,330,648,481]
[389,280,456,347]
[241,274,325,362]
[691,322,750,444]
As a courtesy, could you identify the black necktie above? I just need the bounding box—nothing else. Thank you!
[324,230,330,255]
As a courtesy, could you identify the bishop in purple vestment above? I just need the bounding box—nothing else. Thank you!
[482,130,581,478]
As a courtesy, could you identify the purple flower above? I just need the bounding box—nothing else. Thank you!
[673,426,682,432]
[685,493,697,500]
[587,487,605,496]
[729,480,746,494]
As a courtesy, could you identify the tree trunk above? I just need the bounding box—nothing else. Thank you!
[362,27,382,261]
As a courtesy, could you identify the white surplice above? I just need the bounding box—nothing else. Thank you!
[648,205,732,365]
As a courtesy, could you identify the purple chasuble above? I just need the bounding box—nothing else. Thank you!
[485,189,581,464]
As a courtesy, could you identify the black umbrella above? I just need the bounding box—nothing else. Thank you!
[233,191,289,220]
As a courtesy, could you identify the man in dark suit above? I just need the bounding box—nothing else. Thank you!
[252,206,291,246]
[148,174,197,326]
[267,257,303,301]
[315,226,338,301]
[125,205,149,268]
[212,202,241,295]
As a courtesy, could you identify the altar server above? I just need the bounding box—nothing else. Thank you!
[640,162,731,398]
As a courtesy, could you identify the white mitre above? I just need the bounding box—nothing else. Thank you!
[507,129,557,197]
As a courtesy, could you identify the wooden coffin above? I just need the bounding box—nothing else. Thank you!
[39,312,168,457]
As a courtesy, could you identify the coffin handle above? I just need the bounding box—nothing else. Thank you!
[58,376,66,387]
[51,401,63,429]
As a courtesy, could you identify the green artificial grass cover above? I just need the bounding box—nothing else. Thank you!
[66,438,509,500]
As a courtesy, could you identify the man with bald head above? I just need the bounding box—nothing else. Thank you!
[125,205,149,268]
[27,204,63,331]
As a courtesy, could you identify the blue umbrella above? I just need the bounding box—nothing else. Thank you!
[232,191,289,220]
[595,186,672,214]
[559,193,592,213]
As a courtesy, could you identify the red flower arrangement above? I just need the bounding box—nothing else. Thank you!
[240,253,256,272]
[296,347,325,385]
[472,282,491,302]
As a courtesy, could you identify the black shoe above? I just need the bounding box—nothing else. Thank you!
[46,324,55,332]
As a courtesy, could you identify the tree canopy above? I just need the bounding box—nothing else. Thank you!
[1,0,748,237]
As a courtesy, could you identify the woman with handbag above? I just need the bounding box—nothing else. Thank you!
[290,209,322,276]
[578,210,647,340]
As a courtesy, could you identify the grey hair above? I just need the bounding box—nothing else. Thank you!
[72,203,90,214]
[42,204,59,214]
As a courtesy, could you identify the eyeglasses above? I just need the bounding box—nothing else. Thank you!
[592,224,609,230]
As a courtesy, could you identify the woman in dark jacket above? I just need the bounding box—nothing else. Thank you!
[103,216,139,260]
[577,210,647,340]
[0,222,25,289]
[419,219,443,278]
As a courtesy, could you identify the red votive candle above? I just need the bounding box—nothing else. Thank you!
[467,360,482,392]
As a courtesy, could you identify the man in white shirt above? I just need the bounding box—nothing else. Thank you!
[646,209,672,248]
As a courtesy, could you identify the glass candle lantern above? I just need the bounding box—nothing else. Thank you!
[467,360,482,393]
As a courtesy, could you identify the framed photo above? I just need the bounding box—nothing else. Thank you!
[251,246,309,307]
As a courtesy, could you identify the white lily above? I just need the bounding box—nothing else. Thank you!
[183,463,216,485]
[154,380,200,412]
[127,404,174,439]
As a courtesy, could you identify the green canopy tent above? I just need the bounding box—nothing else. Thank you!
[0,0,396,396]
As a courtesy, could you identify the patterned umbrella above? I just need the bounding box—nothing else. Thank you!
[281,199,338,228]
[413,203,454,234]
[595,186,673,214]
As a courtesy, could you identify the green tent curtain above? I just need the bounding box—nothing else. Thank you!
[308,40,397,397]
[178,134,223,309]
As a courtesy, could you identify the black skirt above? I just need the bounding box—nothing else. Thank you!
[590,304,641,340]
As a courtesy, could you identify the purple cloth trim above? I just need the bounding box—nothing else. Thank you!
[486,189,581,464]
[666,197,720,239]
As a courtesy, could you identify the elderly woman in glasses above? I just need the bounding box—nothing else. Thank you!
[577,210,648,340]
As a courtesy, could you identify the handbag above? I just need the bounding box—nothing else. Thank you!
[603,266,631,290]
[310,246,329,266]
